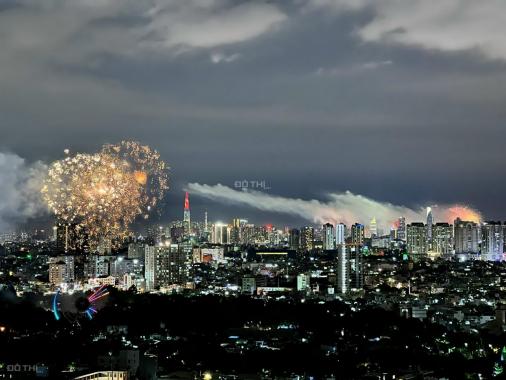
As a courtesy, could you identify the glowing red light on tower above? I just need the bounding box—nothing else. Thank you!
[184,192,190,210]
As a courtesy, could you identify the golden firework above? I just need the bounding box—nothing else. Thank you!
[41,142,169,250]
[134,171,148,185]
[102,141,169,211]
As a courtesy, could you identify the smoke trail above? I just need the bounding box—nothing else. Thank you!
[0,153,47,232]
[186,183,481,228]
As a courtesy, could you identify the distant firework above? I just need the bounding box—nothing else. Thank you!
[41,141,169,249]
[442,205,481,224]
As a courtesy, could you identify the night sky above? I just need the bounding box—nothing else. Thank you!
[1,0,506,227]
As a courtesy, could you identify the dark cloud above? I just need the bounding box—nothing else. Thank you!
[1,0,506,227]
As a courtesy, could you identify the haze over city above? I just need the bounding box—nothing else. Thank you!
[2,0,506,228]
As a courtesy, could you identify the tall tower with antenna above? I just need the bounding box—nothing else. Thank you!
[183,192,191,236]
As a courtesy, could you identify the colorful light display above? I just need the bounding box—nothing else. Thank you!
[41,141,169,250]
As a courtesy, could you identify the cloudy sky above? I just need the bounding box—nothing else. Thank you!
[1,0,506,227]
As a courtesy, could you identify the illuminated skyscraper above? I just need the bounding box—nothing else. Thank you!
[144,244,188,291]
[337,244,350,294]
[351,223,365,245]
[323,223,335,250]
[407,223,428,259]
[454,218,480,254]
[183,192,191,236]
[48,256,75,286]
[127,242,148,260]
[144,246,156,291]
[432,223,453,255]
[350,245,363,290]
[159,244,188,287]
[336,223,346,245]
[240,222,255,245]
[212,223,228,244]
[300,226,314,251]
[48,259,66,287]
[481,221,504,256]
[231,218,241,244]
[426,207,434,249]
[369,217,378,238]
[397,217,406,241]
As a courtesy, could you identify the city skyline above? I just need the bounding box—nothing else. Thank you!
[3,2,506,379]
[1,184,487,236]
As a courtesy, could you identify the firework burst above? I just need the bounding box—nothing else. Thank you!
[41,142,169,250]
[102,140,169,219]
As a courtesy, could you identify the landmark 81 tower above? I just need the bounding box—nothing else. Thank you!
[183,192,191,236]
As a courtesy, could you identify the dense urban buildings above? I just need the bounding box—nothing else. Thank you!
[4,192,506,379]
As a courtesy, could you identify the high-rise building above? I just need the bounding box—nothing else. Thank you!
[146,225,165,245]
[212,223,229,244]
[144,246,157,291]
[49,256,75,286]
[231,218,241,244]
[397,217,406,241]
[350,246,363,289]
[369,217,378,238]
[406,223,427,259]
[49,259,66,286]
[240,222,255,245]
[481,221,504,256]
[144,244,188,291]
[323,223,335,250]
[454,219,480,254]
[110,256,140,275]
[426,207,434,249]
[351,223,365,245]
[337,244,350,294]
[158,244,188,287]
[267,227,282,247]
[183,192,191,236]
[300,226,314,251]
[84,255,111,278]
[127,243,147,260]
[336,223,346,245]
[289,228,300,251]
[432,223,453,255]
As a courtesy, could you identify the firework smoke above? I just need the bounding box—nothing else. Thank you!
[0,153,47,232]
[42,141,169,249]
[186,183,481,228]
